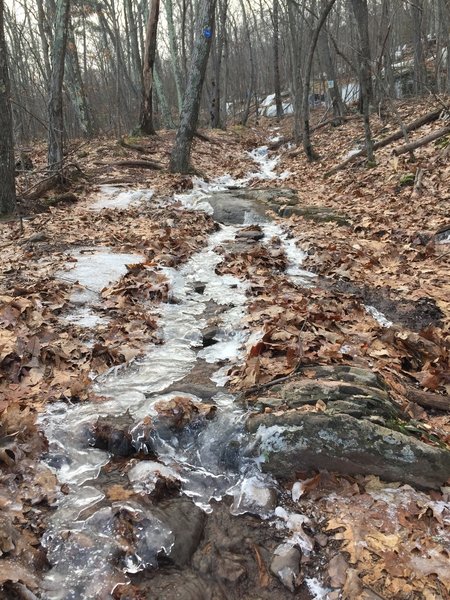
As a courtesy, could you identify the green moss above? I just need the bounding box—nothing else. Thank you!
[435,136,450,149]
[399,173,415,187]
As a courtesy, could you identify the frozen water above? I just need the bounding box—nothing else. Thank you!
[90,186,154,210]
[58,248,143,294]
[365,305,393,328]
[42,145,326,597]
[57,247,144,329]
[305,578,332,599]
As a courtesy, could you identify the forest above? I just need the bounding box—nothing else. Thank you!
[0,0,450,599]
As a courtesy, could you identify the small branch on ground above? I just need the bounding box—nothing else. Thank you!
[110,159,164,171]
[406,387,450,411]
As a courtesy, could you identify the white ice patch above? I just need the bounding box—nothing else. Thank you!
[305,577,332,599]
[57,247,144,327]
[345,147,362,159]
[229,473,278,519]
[261,222,316,287]
[128,461,180,494]
[275,506,315,553]
[365,305,393,328]
[59,248,144,295]
[91,186,154,210]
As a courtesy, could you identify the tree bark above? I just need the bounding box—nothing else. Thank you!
[139,0,160,135]
[0,0,16,216]
[47,0,70,169]
[170,0,217,173]
[325,108,442,175]
[164,0,184,114]
[411,0,427,95]
[318,1,344,122]
[302,0,338,161]
[273,0,283,120]
[350,0,374,162]
[210,0,228,128]
[65,17,94,137]
[392,124,450,156]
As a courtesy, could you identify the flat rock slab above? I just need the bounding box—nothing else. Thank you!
[247,365,450,489]
[203,188,349,225]
[248,411,450,489]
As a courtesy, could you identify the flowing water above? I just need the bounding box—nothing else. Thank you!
[40,147,327,599]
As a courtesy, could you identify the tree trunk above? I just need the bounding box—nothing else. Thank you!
[0,0,16,216]
[125,0,143,89]
[287,0,303,143]
[412,0,427,95]
[154,57,175,129]
[350,0,374,107]
[170,0,217,173]
[65,17,94,137]
[350,0,374,162]
[273,0,283,120]
[318,0,344,121]
[210,0,228,128]
[239,0,255,126]
[139,0,160,135]
[164,0,184,115]
[47,0,70,169]
[302,0,338,161]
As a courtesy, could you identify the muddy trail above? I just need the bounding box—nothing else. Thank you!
[2,132,450,600]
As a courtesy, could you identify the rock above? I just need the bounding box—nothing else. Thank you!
[216,554,247,583]
[280,379,398,420]
[235,225,265,242]
[152,497,206,566]
[270,544,301,592]
[89,415,156,457]
[230,475,278,518]
[219,440,241,471]
[193,282,206,294]
[202,326,219,347]
[278,205,349,225]
[249,412,450,489]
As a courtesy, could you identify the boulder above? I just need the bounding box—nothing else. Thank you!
[247,366,450,489]
[248,411,450,490]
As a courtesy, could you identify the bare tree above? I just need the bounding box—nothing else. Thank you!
[47,0,70,169]
[302,0,338,161]
[0,0,16,215]
[139,0,160,134]
[170,0,217,173]
[350,0,374,162]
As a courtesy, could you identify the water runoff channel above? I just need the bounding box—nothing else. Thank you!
[40,140,329,599]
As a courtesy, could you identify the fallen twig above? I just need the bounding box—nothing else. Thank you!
[111,159,164,171]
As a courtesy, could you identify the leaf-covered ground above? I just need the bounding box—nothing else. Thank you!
[1,99,449,598]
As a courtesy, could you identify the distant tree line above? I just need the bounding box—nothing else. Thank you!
[1,0,450,214]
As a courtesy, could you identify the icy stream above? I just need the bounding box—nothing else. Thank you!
[40,146,328,599]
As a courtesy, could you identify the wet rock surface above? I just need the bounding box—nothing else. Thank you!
[131,500,314,600]
[325,279,444,331]
[203,188,349,226]
[247,366,450,489]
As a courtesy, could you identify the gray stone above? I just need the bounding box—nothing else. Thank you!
[280,379,398,420]
[270,544,301,592]
[249,412,450,489]
[153,497,206,566]
[200,188,348,227]
[278,205,350,225]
